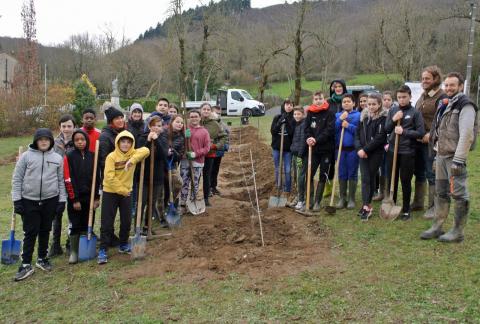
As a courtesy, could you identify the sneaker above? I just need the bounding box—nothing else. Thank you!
[357,207,364,217]
[118,244,131,254]
[14,264,34,281]
[294,201,305,210]
[35,258,52,272]
[211,188,221,195]
[360,207,372,222]
[97,249,108,264]
[400,212,411,221]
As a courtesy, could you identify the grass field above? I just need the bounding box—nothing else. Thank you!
[1,115,479,322]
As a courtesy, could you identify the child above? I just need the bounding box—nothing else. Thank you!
[335,94,361,209]
[127,103,145,218]
[63,129,100,263]
[149,97,171,129]
[162,114,186,209]
[138,116,168,231]
[180,110,211,213]
[355,93,387,221]
[201,103,228,206]
[289,106,307,210]
[99,104,125,182]
[98,131,149,264]
[382,91,395,112]
[358,92,368,112]
[384,85,425,221]
[305,91,335,211]
[49,114,75,258]
[11,128,67,281]
[168,104,179,117]
[210,105,230,196]
[270,99,295,199]
[81,108,101,153]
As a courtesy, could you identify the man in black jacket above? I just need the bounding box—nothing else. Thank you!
[385,85,425,220]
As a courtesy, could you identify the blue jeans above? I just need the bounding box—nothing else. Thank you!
[414,143,435,185]
[272,150,292,192]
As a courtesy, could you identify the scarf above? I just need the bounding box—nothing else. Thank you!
[330,93,343,103]
[307,102,330,113]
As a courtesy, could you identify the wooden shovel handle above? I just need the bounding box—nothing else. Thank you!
[389,120,401,195]
[87,141,99,237]
[148,142,155,235]
[136,160,145,228]
[306,145,312,211]
[330,126,345,207]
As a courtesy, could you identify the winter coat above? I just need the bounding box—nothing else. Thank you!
[147,112,171,131]
[290,119,307,158]
[64,129,100,203]
[385,104,425,155]
[138,130,168,186]
[355,109,388,155]
[327,79,347,114]
[335,110,361,149]
[81,127,101,153]
[270,105,295,152]
[12,128,67,203]
[99,125,123,180]
[214,117,230,157]
[415,87,447,133]
[304,107,336,155]
[127,119,146,148]
[201,118,228,158]
[54,133,74,157]
[102,130,150,196]
[162,130,185,165]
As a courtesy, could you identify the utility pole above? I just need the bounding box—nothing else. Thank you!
[44,63,47,106]
[465,0,478,96]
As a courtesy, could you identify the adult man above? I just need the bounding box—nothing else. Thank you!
[421,72,477,242]
[411,66,447,219]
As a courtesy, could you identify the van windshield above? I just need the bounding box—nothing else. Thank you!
[240,90,253,100]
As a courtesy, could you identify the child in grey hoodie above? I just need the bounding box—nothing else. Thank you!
[11,128,67,281]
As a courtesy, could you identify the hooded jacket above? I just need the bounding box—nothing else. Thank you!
[201,117,228,158]
[335,110,361,149]
[102,131,150,196]
[385,103,425,155]
[328,79,348,114]
[270,103,295,152]
[162,129,185,164]
[12,128,67,203]
[290,118,307,157]
[304,105,336,155]
[127,119,146,148]
[355,109,388,155]
[54,132,74,157]
[138,129,168,185]
[63,129,100,203]
[213,114,230,158]
[147,111,171,131]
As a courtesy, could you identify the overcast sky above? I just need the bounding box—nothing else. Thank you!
[0,0,293,46]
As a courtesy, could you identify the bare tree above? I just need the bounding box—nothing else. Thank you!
[169,0,188,99]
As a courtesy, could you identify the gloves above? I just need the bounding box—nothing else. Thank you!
[186,151,196,160]
[185,129,191,138]
[56,202,66,215]
[276,116,287,127]
[451,162,466,177]
[14,200,24,216]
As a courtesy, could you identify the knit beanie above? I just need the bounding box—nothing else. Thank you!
[130,102,144,114]
[105,105,124,124]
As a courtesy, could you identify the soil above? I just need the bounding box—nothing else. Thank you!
[121,126,337,282]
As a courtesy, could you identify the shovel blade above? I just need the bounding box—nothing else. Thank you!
[166,203,181,227]
[268,196,287,208]
[130,234,147,260]
[78,234,97,262]
[187,198,205,215]
[1,232,21,265]
[380,199,402,220]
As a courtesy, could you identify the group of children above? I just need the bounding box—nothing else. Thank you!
[272,82,424,221]
[11,98,229,281]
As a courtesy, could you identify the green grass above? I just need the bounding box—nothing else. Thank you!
[347,73,403,87]
[244,78,326,99]
[0,136,32,158]
[0,115,479,322]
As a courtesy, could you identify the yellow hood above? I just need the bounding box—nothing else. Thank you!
[114,130,136,158]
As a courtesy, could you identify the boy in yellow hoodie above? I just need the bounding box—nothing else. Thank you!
[98,130,149,264]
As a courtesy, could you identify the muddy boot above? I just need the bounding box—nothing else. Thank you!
[313,182,326,211]
[323,181,332,199]
[420,197,449,240]
[347,180,357,210]
[423,184,435,220]
[48,212,63,258]
[410,181,426,211]
[336,180,347,209]
[438,200,469,243]
[68,234,79,264]
[372,176,386,201]
[288,195,299,208]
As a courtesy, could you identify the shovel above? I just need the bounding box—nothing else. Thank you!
[166,157,181,227]
[268,123,288,208]
[131,160,147,259]
[326,127,345,215]
[296,145,315,217]
[79,140,99,262]
[380,120,402,220]
[2,147,24,265]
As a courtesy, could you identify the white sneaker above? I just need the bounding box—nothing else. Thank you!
[295,201,305,210]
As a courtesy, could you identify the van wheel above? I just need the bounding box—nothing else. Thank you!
[242,108,252,117]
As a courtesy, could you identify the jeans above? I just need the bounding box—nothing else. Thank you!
[293,155,306,202]
[414,143,435,185]
[272,150,292,192]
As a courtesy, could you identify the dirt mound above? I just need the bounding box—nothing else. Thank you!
[121,126,336,282]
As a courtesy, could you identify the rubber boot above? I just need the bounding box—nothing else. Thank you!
[438,200,469,243]
[420,196,449,240]
[313,182,326,211]
[372,176,386,201]
[423,184,435,220]
[336,180,347,209]
[323,181,332,199]
[68,234,79,264]
[48,212,63,258]
[347,180,357,209]
[410,181,426,211]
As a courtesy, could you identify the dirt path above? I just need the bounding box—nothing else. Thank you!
[121,126,337,282]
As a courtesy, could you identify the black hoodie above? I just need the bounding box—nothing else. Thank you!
[138,130,169,185]
[270,102,295,152]
[64,129,100,203]
[327,79,348,114]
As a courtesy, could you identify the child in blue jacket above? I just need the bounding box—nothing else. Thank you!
[335,94,361,209]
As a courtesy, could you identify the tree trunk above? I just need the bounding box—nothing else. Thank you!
[294,0,307,105]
